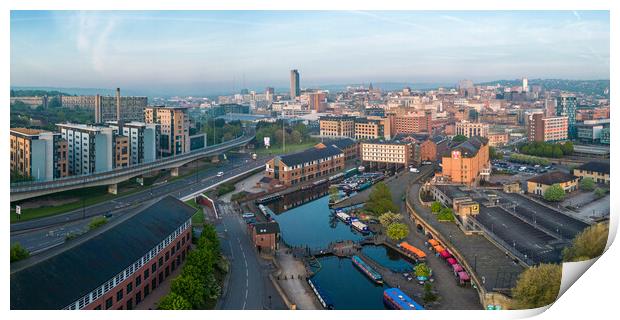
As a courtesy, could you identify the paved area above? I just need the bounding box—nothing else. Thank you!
[574,194,610,220]
[408,183,524,295]
[273,247,322,310]
[220,171,267,202]
[215,202,286,310]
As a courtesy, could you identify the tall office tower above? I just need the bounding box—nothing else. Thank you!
[115,88,121,121]
[290,69,300,98]
[556,94,577,138]
[265,87,275,102]
[522,77,529,92]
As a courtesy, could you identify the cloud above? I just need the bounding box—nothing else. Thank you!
[74,12,118,73]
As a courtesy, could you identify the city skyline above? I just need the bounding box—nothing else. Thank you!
[11,11,609,96]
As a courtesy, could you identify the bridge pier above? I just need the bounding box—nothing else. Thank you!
[170,167,179,177]
[108,183,118,195]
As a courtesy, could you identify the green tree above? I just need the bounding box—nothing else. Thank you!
[552,145,564,158]
[10,242,30,263]
[543,184,566,202]
[386,223,409,241]
[414,263,431,278]
[452,134,468,143]
[563,223,609,262]
[378,212,403,227]
[364,182,398,215]
[561,141,574,155]
[543,145,554,158]
[489,146,503,160]
[329,185,340,202]
[594,187,607,199]
[437,207,455,221]
[170,274,208,308]
[579,177,595,191]
[157,292,193,310]
[511,264,562,309]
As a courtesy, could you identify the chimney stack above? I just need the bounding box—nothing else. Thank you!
[116,88,121,122]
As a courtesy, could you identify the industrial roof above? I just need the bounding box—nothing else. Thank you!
[10,196,195,310]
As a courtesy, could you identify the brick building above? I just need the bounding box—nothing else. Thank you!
[10,196,195,310]
[419,139,438,161]
[319,115,355,138]
[527,112,568,142]
[264,145,345,186]
[251,221,280,253]
[440,136,490,186]
[391,112,432,134]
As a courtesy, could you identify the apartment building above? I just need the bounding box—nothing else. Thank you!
[419,139,438,161]
[57,123,115,175]
[114,135,130,169]
[144,106,190,157]
[264,145,344,186]
[391,112,432,134]
[455,120,489,138]
[10,196,194,310]
[556,94,577,138]
[60,89,147,123]
[360,140,414,168]
[319,115,355,138]
[528,113,568,143]
[440,136,491,186]
[573,161,610,185]
[10,128,68,181]
[107,121,159,165]
[487,133,509,147]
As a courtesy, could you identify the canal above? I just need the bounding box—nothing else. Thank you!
[271,194,414,309]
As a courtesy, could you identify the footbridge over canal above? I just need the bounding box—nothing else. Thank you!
[11,134,255,202]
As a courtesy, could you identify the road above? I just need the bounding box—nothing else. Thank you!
[216,202,285,310]
[11,154,270,253]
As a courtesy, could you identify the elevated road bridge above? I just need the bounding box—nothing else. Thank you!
[11,134,254,202]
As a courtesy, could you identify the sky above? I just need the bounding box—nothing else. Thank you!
[10,11,610,96]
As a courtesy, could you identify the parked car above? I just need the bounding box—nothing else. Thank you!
[409,167,420,173]
[242,213,255,219]
[217,171,224,177]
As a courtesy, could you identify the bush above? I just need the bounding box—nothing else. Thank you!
[594,187,608,199]
[509,153,550,166]
[452,134,467,143]
[543,184,566,202]
[364,182,398,215]
[437,207,455,221]
[158,292,193,310]
[216,182,235,196]
[511,264,561,309]
[423,282,437,303]
[88,216,108,230]
[386,223,409,241]
[579,177,595,191]
[378,212,403,227]
[10,243,30,263]
[415,263,431,278]
[431,201,442,213]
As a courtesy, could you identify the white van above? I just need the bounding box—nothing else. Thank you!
[409,167,420,173]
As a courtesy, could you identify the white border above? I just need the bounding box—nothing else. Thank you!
[3,1,617,320]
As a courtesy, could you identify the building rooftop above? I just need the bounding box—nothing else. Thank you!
[575,161,610,175]
[10,196,195,310]
[325,138,357,150]
[278,145,343,167]
[56,123,111,132]
[10,128,49,136]
[527,171,578,185]
[253,221,280,235]
[445,136,488,158]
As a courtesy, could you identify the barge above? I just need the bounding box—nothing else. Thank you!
[351,255,383,284]
[383,288,425,310]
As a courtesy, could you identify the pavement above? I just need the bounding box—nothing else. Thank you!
[272,247,322,310]
[219,171,267,202]
[11,154,270,254]
[215,202,286,310]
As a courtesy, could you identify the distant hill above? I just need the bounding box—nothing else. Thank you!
[476,79,610,97]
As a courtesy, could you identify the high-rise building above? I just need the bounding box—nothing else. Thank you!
[57,123,115,175]
[265,87,275,102]
[290,69,300,98]
[527,112,568,143]
[107,121,160,165]
[308,92,327,112]
[522,77,529,93]
[10,128,68,181]
[94,88,148,123]
[556,94,577,138]
[144,106,190,157]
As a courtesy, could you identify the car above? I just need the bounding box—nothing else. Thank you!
[242,213,255,219]
[409,167,420,173]
[422,160,433,165]
[217,171,224,177]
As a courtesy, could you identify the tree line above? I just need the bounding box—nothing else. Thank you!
[519,141,574,158]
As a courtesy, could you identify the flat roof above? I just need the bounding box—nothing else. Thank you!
[10,128,49,136]
[10,196,195,310]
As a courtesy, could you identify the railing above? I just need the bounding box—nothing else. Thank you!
[11,134,254,192]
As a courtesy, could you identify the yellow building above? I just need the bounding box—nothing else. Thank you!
[144,106,190,156]
[319,116,355,138]
[527,171,579,196]
[10,128,68,181]
[573,161,610,184]
[360,140,414,167]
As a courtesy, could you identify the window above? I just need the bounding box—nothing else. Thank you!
[136,291,142,305]
[105,298,113,309]
[127,282,133,294]
[144,284,150,297]
[165,266,170,277]
[126,298,133,310]
[151,263,156,273]
[136,275,142,287]
[158,257,163,267]
[94,305,102,310]
[159,272,164,283]
[116,289,124,302]
[151,278,157,290]
[144,269,150,279]
[165,251,170,261]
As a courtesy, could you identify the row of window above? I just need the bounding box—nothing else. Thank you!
[64,219,191,310]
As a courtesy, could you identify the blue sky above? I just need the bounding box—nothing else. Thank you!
[10,11,609,95]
